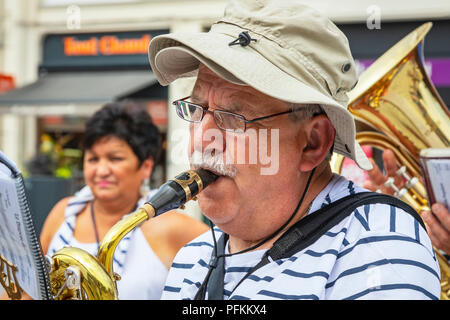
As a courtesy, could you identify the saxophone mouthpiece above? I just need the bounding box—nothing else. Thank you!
[146,169,218,216]
[195,169,220,188]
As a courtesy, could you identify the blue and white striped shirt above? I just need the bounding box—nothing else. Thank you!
[161,174,441,300]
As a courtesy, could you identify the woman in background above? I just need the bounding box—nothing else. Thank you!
[40,101,208,300]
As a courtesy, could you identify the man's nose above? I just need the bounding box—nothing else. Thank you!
[191,112,225,154]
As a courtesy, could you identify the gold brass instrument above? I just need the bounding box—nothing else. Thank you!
[0,254,23,299]
[330,22,450,299]
[48,169,218,299]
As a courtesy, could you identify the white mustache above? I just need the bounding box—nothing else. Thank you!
[189,150,237,178]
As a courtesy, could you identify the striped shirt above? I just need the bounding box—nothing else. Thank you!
[161,174,441,300]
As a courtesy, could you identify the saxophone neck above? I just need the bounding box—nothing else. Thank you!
[95,169,218,277]
[97,204,155,277]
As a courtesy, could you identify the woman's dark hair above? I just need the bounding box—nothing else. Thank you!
[83,101,161,166]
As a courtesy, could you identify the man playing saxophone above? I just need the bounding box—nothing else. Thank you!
[148,0,441,299]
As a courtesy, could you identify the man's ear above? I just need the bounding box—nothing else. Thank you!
[298,115,335,172]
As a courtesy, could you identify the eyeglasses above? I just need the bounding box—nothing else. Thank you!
[172,96,296,133]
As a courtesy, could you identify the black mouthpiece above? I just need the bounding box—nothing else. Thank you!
[146,169,219,216]
[196,169,219,188]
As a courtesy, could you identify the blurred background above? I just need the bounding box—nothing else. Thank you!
[0,0,449,238]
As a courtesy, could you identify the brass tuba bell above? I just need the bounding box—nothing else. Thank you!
[331,22,450,300]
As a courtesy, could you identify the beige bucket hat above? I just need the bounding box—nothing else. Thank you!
[148,0,372,170]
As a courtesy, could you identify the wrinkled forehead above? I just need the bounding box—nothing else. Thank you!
[193,64,246,93]
[192,64,290,114]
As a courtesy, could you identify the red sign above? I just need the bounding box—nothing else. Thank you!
[0,74,15,94]
[63,34,151,56]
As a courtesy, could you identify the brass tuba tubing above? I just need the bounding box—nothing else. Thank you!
[331,131,429,212]
[331,22,450,300]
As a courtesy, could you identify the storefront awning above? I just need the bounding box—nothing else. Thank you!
[0,70,159,106]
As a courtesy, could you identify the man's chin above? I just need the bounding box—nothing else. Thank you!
[198,197,231,224]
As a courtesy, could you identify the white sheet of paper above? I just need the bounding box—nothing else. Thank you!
[424,158,450,210]
[0,164,39,299]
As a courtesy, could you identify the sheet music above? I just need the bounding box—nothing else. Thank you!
[423,158,450,210]
[0,151,52,299]
[0,165,39,299]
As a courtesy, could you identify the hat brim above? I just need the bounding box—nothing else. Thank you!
[149,32,372,170]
